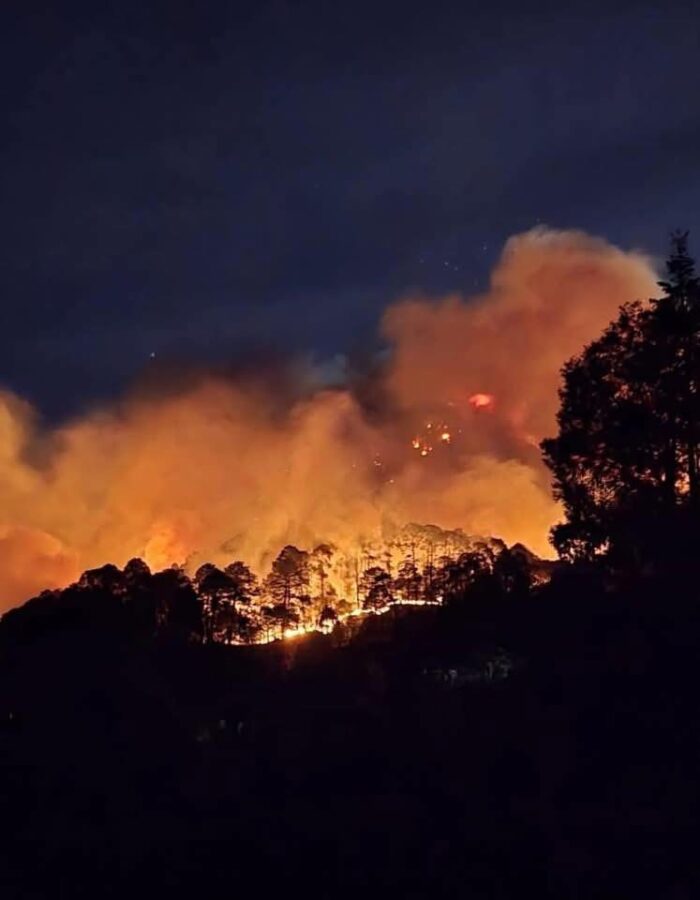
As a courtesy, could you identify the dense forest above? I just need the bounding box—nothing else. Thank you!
[3,235,700,898]
[0,525,544,647]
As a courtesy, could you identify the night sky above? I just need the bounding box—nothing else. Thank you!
[3,0,699,418]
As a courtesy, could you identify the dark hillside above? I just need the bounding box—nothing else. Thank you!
[3,568,700,898]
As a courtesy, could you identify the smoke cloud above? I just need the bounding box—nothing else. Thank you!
[0,228,658,612]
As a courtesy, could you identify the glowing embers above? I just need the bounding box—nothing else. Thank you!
[411,436,433,457]
[469,392,495,411]
[410,420,453,457]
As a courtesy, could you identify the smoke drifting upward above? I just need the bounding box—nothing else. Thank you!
[0,228,658,612]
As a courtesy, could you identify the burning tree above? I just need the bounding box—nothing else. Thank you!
[263,546,311,636]
[310,543,336,608]
[360,566,393,610]
[264,546,310,607]
[393,557,423,602]
[318,605,338,631]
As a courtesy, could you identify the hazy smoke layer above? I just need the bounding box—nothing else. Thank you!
[0,228,657,611]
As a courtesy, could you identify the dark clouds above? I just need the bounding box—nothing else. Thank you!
[1,0,699,416]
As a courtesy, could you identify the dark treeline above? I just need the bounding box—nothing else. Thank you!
[0,535,539,648]
[3,234,700,898]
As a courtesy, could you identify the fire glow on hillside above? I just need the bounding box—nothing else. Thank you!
[0,228,658,611]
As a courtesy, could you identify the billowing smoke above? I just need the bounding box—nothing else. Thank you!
[0,228,657,611]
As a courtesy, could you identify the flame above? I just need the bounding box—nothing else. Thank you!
[0,228,659,611]
[265,597,443,646]
[469,393,495,411]
[143,518,196,571]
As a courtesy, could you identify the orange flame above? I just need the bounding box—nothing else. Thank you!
[469,392,495,411]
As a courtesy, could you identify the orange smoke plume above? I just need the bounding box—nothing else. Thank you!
[0,228,658,612]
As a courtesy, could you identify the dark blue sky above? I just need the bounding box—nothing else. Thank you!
[2,0,699,417]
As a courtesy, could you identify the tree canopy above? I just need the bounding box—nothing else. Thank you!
[542,231,700,565]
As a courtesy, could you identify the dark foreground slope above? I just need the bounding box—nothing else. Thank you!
[2,568,700,899]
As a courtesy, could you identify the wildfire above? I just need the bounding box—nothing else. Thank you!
[469,392,494,411]
[282,625,308,640]
[411,435,433,456]
[269,597,443,646]
[411,420,453,456]
[0,228,657,612]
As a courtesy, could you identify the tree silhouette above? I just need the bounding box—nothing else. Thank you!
[195,565,238,643]
[318,604,338,631]
[432,550,492,601]
[151,567,202,643]
[123,557,151,585]
[493,546,532,597]
[219,561,261,642]
[310,543,336,613]
[264,546,310,612]
[360,566,393,610]
[394,555,422,602]
[78,563,125,595]
[122,557,155,637]
[224,560,260,606]
[542,232,700,564]
[262,603,300,639]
